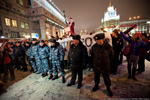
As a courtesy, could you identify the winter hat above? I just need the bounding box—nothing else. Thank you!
[142,33,147,38]
[113,29,119,35]
[8,42,13,45]
[31,38,37,41]
[49,38,56,43]
[15,41,21,43]
[135,33,142,38]
[25,41,31,44]
[94,33,105,40]
[39,40,45,43]
[72,35,80,40]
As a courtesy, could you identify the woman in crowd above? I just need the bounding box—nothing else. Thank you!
[0,42,15,83]
[118,28,150,81]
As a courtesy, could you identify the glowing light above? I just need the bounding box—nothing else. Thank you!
[134,16,136,19]
[137,16,140,19]
[81,30,82,32]
[46,32,49,34]
[147,21,150,24]
[1,36,5,38]
[116,25,119,28]
[129,18,132,20]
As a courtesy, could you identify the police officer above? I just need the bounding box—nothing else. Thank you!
[38,40,52,77]
[25,41,33,72]
[91,33,114,97]
[26,38,41,73]
[67,35,88,89]
[48,38,65,83]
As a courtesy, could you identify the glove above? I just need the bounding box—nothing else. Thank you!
[60,61,63,66]
[30,58,35,62]
[49,60,52,66]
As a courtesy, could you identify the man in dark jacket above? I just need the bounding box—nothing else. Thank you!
[15,41,27,71]
[91,33,114,97]
[67,35,88,89]
[111,29,123,74]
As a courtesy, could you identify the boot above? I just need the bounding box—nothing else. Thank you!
[49,74,53,80]
[33,71,37,73]
[127,66,131,79]
[23,68,28,72]
[77,84,82,89]
[66,83,75,86]
[106,86,113,97]
[132,67,137,81]
[52,75,58,80]
[62,76,66,83]
[42,73,48,77]
[92,84,99,92]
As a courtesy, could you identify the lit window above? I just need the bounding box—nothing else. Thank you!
[21,22,25,28]
[12,20,17,27]
[19,0,23,5]
[5,18,11,26]
[25,23,29,29]
[20,9,25,14]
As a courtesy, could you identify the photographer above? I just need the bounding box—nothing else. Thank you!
[0,42,15,83]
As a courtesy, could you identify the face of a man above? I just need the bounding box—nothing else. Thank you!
[39,42,44,46]
[32,41,36,44]
[16,43,20,47]
[96,39,104,45]
[25,43,29,46]
[142,36,146,40]
[50,43,55,46]
[73,40,79,46]
[112,32,117,37]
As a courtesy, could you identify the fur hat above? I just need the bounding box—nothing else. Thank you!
[39,40,45,43]
[72,35,80,40]
[49,38,56,43]
[94,33,105,40]
[31,38,37,41]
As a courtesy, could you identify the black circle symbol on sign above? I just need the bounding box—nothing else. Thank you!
[85,37,92,47]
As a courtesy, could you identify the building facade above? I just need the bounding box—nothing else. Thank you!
[95,1,150,34]
[0,0,66,39]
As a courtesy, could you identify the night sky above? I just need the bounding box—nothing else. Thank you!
[53,0,150,33]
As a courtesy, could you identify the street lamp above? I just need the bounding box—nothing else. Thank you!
[129,17,132,20]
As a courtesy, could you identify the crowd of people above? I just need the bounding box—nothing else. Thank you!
[0,26,150,97]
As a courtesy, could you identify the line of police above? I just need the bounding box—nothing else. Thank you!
[3,34,114,97]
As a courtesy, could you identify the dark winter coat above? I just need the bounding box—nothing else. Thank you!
[139,38,149,58]
[14,45,25,57]
[68,41,88,71]
[120,32,150,56]
[112,35,123,54]
[91,42,114,73]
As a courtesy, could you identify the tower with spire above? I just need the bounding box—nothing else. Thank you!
[101,0,120,32]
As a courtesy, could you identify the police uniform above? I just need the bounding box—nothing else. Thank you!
[48,38,65,83]
[91,33,114,97]
[38,40,52,77]
[26,38,41,73]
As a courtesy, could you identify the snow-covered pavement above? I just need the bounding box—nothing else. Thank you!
[0,60,150,100]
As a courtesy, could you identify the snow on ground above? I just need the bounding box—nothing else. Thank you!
[0,59,150,100]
